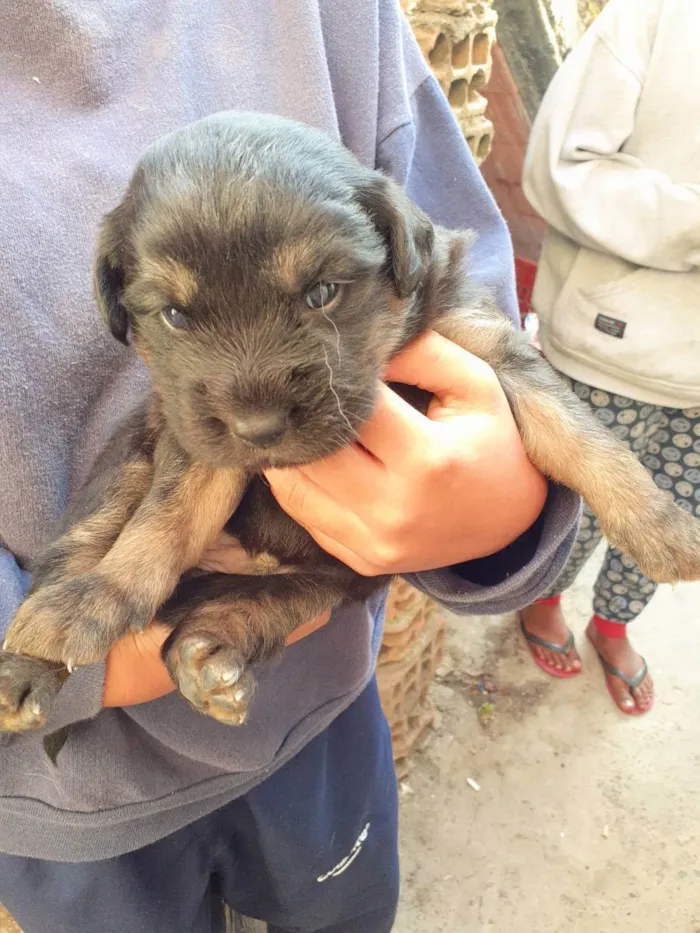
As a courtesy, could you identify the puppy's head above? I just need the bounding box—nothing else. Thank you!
[95,112,435,469]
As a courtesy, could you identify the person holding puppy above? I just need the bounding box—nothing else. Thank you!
[0,1,579,931]
[519,0,700,715]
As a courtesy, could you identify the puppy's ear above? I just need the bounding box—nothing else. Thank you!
[94,200,132,345]
[354,174,434,298]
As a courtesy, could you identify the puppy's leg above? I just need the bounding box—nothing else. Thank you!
[5,432,248,666]
[31,454,155,591]
[0,454,155,735]
[160,571,379,725]
[434,303,700,583]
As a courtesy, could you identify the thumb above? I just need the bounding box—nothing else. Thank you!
[384,331,503,410]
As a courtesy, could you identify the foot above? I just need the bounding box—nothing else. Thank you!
[586,622,654,714]
[165,632,256,726]
[520,602,582,676]
[0,653,67,733]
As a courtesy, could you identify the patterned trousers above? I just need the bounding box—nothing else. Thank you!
[544,378,700,623]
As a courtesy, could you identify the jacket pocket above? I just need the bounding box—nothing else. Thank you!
[548,250,700,394]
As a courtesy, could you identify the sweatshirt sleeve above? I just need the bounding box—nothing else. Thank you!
[523,0,700,272]
[0,549,105,735]
[376,76,581,614]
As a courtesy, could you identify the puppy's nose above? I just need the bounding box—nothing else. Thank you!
[231,410,288,448]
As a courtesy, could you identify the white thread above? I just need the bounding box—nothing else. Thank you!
[321,304,354,436]
[322,306,342,364]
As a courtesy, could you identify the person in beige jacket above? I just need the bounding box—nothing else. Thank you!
[520,0,700,714]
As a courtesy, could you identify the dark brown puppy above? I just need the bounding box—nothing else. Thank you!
[2,112,699,735]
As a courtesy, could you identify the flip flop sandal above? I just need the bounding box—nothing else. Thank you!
[519,616,581,679]
[586,630,654,716]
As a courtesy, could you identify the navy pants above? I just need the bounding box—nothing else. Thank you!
[0,681,399,933]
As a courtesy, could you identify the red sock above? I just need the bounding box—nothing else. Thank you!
[535,595,561,607]
[592,614,627,638]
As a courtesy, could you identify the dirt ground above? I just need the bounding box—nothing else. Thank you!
[395,553,700,933]
[2,551,699,932]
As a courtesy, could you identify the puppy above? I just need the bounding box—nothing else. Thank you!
[1,111,699,735]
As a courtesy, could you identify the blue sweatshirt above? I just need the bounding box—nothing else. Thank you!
[0,0,579,861]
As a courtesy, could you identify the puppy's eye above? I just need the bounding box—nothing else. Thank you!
[305,282,341,310]
[161,307,189,330]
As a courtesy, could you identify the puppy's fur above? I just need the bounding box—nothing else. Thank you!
[2,112,700,735]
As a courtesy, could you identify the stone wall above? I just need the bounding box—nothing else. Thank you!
[402,0,498,164]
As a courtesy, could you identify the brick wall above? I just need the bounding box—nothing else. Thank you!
[402,0,497,165]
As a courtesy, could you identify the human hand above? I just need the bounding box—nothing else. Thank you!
[103,623,174,708]
[265,331,548,576]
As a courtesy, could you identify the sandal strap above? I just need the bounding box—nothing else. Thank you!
[598,655,649,691]
[520,621,575,656]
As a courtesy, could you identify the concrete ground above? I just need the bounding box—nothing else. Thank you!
[2,550,699,932]
[395,552,700,933]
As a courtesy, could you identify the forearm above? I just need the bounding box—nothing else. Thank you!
[406,484,580,614]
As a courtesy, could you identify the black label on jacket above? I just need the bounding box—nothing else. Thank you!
[594,313,626,338]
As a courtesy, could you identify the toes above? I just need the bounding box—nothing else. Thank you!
[199,654,242,691]
[532,644,546,664]
[546,647,579,673]
[179,635,211,664]
[208,673,256,725]
[167,634,255,726]
[0,655,64,733]
[606,675,636,713]
[550,650,566,672]
[521,607,579,676]
[632,674,655,712]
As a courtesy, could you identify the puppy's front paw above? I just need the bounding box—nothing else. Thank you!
[0,653,67,733]
[5,573,152,666]
[165,633,256,726]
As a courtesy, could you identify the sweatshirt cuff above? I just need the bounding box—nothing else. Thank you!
[0,552,31,641]
[453,504,547,587]
[404,484,581,615]
[41,663,107,734]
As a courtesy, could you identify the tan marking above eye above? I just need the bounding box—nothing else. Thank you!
[269,238,321,293]
[138,256,199,308]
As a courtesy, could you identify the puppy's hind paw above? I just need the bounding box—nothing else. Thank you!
[165,633,256,726]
